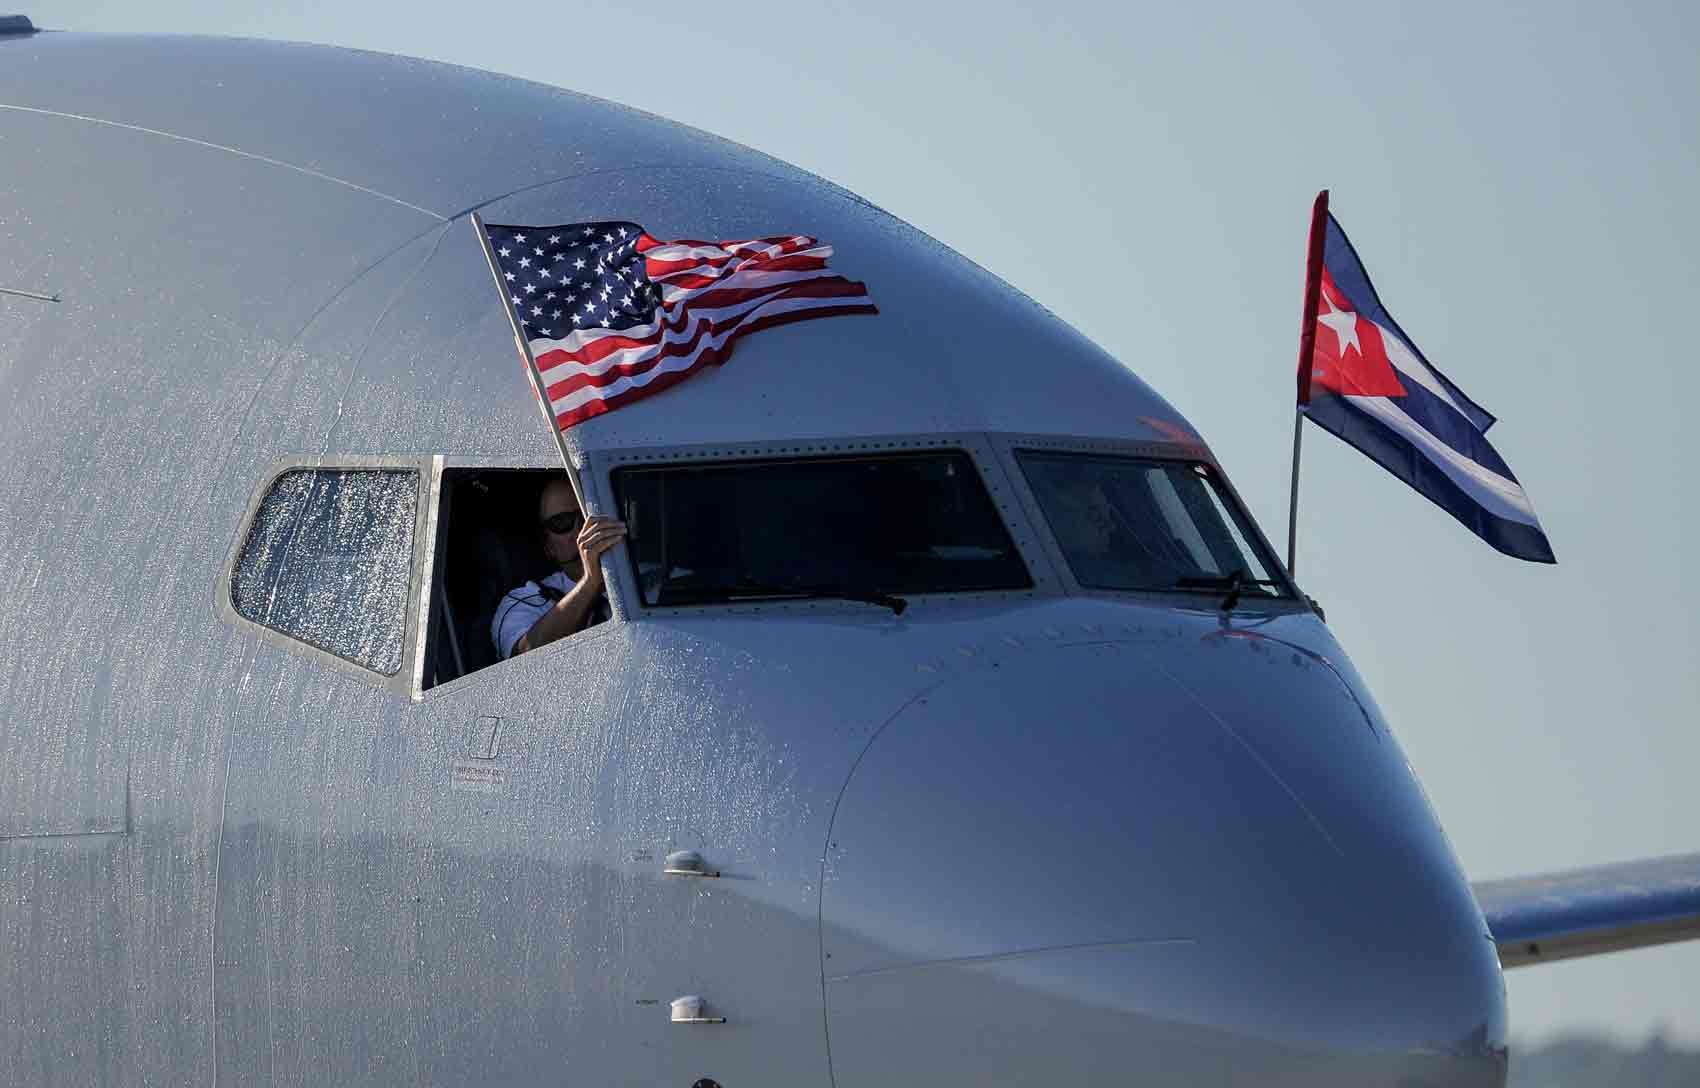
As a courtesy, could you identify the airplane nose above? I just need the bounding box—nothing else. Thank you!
[821,632,1506,1087]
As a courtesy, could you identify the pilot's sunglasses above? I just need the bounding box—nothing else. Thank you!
[540,511,583,535]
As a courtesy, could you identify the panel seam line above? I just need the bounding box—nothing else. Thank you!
[0,102,448,220]
[825,937,1196,982]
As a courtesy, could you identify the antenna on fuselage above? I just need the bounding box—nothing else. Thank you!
[0,285,58,303]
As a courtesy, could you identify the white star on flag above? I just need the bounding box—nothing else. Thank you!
[1317,291,1361,356]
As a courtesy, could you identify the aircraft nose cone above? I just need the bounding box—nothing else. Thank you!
[821,634,1506,1086]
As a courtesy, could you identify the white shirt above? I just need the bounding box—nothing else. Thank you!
[491,570,577,661]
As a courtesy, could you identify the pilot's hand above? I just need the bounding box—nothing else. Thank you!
[576,515,628,585]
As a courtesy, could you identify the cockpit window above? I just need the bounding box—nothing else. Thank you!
[231,469,419,674]
[1016,452,1289,600]
[613,452,1030,606]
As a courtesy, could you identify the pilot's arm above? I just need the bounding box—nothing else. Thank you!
[514,515,627,656]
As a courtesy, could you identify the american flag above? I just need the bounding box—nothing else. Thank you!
[480,221,876,428]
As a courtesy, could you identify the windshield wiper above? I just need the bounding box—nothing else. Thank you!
[730,579,909,616]
[1172,569,1282,612]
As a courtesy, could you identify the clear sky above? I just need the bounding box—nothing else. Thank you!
[34,0,1700,1047]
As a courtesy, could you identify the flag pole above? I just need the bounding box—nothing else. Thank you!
[467,210,591,515]
[1288,189,1330,576]
[1286,413,1304,574]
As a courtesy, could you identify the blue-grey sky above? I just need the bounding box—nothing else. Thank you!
[37,0,1700,1046]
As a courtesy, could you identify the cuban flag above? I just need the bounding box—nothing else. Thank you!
[1298,193,1555,563]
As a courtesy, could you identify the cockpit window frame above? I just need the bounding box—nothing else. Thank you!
[989,433,1308,612]
[410,457,629,700]
[584,433,1063,617]
[219,454,435,698]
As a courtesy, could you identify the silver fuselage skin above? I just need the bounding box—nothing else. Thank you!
[0,31,1505,1086]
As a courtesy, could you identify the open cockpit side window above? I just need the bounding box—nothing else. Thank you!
[421,468,609,691]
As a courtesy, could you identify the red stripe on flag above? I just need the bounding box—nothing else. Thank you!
[643,235,818,268]
[550,300,877,430]
[542,298,877,407]
[655,271,859,310]
[554,358,703,428]
[533,277,873,369]
[539,286,875,401]
[655,255,830,289]
[1296,189,1330,406]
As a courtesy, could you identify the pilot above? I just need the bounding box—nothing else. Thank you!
[1046,476,1166,587]
[491,475,628,660]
